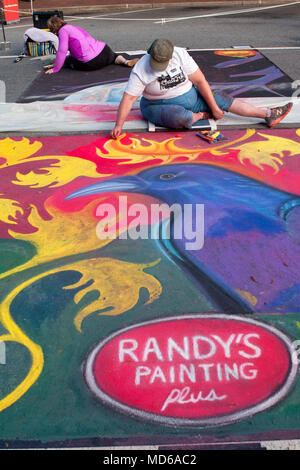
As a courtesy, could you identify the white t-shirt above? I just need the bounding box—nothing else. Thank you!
[125,47,199,100]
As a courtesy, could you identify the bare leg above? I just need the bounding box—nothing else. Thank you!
[190,98,292,128]
[192,99,267,124]
[115,55,139,67]
[228,98,268,118]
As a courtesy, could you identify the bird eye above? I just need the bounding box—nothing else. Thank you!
[160,173,176,180]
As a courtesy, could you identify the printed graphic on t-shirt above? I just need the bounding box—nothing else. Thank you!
[158,67,186,90]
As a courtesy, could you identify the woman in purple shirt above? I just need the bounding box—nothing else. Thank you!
[45,16,139,74]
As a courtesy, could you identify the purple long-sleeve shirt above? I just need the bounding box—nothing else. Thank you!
[53,24,106,73]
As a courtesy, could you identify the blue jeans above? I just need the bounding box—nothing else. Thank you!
[140,86,234,129]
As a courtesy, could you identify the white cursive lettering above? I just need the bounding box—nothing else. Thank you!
[161,386,227,411]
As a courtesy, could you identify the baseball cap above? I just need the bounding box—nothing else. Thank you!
[148,39,174,72]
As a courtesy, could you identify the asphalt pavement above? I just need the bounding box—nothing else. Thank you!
[1,2,300,102]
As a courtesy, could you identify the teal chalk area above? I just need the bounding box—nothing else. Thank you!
[0,239,36,275]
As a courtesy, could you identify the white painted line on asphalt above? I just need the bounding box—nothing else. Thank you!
[65,7,165,20]
[1,21,36,29]
[8,1,300,26]
[54,15,163,21]
[154,1,300,23]
[2,6,166,29]
[3,2,300,27]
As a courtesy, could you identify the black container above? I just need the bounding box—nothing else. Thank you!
[32,10,64,29]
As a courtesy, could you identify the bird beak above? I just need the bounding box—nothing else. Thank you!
[66,175,146,200]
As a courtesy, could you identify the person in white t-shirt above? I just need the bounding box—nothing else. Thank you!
[110,39,292,138]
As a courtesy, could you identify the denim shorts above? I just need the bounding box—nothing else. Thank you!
[140,86,234,129]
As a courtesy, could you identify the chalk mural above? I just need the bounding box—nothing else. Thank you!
[0,129,300,444]
[17,49,294,103]
[203,50,293,97]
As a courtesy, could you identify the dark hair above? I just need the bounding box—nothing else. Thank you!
[47,16,67,34]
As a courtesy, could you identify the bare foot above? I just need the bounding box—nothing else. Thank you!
[192,111,213,123]
[126,58,139,67]
[115,56,139,67]
[115,55,127,65]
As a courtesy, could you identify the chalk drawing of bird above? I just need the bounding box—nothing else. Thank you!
[66,164,300,315]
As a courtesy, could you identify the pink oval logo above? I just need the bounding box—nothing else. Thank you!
[84,315,298,426]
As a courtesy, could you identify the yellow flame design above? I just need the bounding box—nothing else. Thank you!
[0,198,24,225]
[0,270,50,412]
[0,137,102,189]
[231,132,300,173]
[0,137,42,165]
[61,257,162,332]
[12,155,104,189]
[4,199,112,277]
[97,131,256,165]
